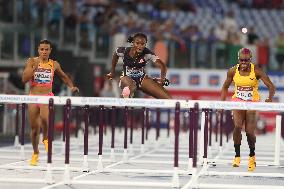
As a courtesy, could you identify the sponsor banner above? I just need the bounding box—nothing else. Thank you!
[147,68,230,91]
[147,68,284,94]
[259,72,284,91]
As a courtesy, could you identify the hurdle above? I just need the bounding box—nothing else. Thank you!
[0,95,191,187]
[182,100,284,189]
[0,95,284,188]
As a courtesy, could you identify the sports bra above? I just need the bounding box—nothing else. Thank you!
[30,59,55,87]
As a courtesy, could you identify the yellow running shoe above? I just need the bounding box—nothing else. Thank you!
[232,156,241,167]
[29,153,39,166]
[43,139,48,152]
[248,156,256,171]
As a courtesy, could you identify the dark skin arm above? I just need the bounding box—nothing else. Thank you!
[220,66,235,101]
[153,59,167,85]
[106,53,119,80]
[255,67,275,102]
[22,58,39,83]
[54,61,79,93]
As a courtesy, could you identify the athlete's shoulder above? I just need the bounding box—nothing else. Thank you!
[228,65,237,76]
[143,47,155,55]
[253,63,264,75]
[116,46,127,53]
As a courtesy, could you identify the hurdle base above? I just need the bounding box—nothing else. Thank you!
[97,155,104,172]
[82,155,90,172]
[172,167,180,188]
[45,163,55,184]
[63,164,71,185]
[110,148,116,162]
[123,149,128,163]
[129,144,134,156]
[187,158,193,173]
[14,135,19,147]
[20,145,25,160]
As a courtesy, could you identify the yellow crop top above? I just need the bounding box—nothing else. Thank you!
[232,63,260,101]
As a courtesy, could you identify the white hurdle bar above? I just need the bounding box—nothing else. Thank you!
[0,95,284,187]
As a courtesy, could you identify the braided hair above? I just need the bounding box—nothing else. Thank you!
[127,33,147,43]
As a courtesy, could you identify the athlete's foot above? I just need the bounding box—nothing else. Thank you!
[232,156,241,167]
[29,153,39,166]
[248,156,256,171]
[42,139,48,152]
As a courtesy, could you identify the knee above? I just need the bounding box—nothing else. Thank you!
[30,127,39,135]
[234,119,243,128]
[234,125,242,132]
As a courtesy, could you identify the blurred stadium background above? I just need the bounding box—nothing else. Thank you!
[0,0,284,138]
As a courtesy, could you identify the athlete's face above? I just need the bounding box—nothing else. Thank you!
[238,53,251,71]
[38,44,51,60]
[132,37,147,53]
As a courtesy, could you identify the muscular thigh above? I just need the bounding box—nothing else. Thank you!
[140,76,172,99]
[232,110,246,128]
[40,105,49,123]
[120,76,136,91]
[245,110,256,129]
[28,104,40,128]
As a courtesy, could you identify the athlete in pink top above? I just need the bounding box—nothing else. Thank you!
[22,39,79,166]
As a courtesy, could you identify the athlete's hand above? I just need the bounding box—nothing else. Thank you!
[265,98,272,102]
[106,72,114,80]
[156,78,165,86]
[153,78,170,86]
[70,86,79,94]
[32,59,40,71]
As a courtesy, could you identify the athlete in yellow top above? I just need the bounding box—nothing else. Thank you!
[220,48,275,171]
[22,39,79,166]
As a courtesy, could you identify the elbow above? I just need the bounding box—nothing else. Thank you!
[22,76,28,83]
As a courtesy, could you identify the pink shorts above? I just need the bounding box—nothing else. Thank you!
[29,92,54,107]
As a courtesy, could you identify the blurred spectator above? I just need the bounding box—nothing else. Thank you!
[247,26,259,45]
[214,23,228,68]
[207,27,218,44]
[275,32,284,70]
[34,0,48,27]
[214,23,228,42]
[0,0,13,22]
[48,0,62,37]
[257,37,270,70]
[223,10,237,33]
[79,9,91,48]
[63,0,77,42]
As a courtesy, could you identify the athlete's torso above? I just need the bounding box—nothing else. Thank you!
[30,58,55,94]
[232,63,260,101]
[116,47,159,78]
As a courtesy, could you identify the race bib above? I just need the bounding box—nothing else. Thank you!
[236,86,253,101]
[34,68,52,84]
[126,67,144,78]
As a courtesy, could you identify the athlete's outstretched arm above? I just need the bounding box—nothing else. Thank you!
[255,68,275,102]
[106,53,119,80]
[153,59,167,85]
[54,61,79,93]
[22,58,37,83]
[220,67,235,101]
